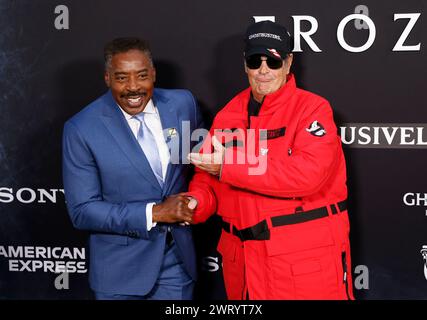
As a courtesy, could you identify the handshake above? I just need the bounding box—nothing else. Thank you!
[152,193,198,225]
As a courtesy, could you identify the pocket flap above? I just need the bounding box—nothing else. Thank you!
[266,224,334,256]
[95,233,129,246]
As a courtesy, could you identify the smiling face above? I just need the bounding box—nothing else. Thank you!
[104,49,156,115]
[245,53,293,103]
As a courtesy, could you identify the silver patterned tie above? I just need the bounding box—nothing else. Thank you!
[134,113,164,187]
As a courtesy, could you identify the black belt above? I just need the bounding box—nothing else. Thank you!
[221,200,347,242]
[164,226,174,246]
[166,230,173,245]
[221,219,270,242]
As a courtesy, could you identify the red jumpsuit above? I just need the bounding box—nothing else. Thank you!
[189,74,354,300]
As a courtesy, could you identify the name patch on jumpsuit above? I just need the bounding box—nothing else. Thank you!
[260,127,286,140]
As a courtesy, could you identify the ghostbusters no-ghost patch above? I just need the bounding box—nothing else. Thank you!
[306,120,326,137]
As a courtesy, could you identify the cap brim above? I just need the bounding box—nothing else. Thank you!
[244,47,283,60]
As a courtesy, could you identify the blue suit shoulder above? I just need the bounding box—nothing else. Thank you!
[154,88,199,118]
[154,87,193,97]
[154,88,196,106]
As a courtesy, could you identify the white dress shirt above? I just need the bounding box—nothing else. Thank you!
[118,100,170,231]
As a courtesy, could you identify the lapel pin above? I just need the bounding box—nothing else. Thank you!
[167,127,178,138]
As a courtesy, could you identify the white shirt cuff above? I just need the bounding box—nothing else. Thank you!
[146,202,157,231]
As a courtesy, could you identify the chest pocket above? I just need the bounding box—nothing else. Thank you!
[259,126,289,158]
[214,128,245,149]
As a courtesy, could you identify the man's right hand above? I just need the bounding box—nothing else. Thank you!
[152,193,194,224]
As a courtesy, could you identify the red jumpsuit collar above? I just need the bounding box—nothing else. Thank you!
[259,73,296,113]
[239,73,296,115]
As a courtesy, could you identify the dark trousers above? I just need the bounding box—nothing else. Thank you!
[94,240,194,300]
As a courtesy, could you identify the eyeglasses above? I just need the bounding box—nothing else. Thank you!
[245,54,284,70]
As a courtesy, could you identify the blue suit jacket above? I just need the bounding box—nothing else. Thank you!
[62,88,202,295]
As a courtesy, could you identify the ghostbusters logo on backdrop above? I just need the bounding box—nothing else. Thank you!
[421,246,427,281]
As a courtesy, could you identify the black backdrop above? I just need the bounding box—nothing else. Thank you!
[1,0,426,300]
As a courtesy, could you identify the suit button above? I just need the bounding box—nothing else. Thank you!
[127,231,137,237]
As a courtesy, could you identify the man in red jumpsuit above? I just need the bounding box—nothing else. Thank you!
[187,20,354,300]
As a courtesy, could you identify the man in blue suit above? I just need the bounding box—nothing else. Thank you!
[62,38,202,299]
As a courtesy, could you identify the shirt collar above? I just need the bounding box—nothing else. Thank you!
[117,99,156,120]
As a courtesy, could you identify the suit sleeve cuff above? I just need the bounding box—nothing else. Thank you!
[146,202,157,231]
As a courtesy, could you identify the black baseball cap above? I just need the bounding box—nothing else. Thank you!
[244,20,292,60]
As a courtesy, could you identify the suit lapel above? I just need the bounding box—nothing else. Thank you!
[153,90,180,194]
[100,91,163,192]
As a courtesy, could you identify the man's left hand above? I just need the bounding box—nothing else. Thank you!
[187,136,225,176]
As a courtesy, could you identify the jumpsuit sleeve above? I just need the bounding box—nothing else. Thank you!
[187,124,218,223]
[220,100,342,198]
[188,168,218,223]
